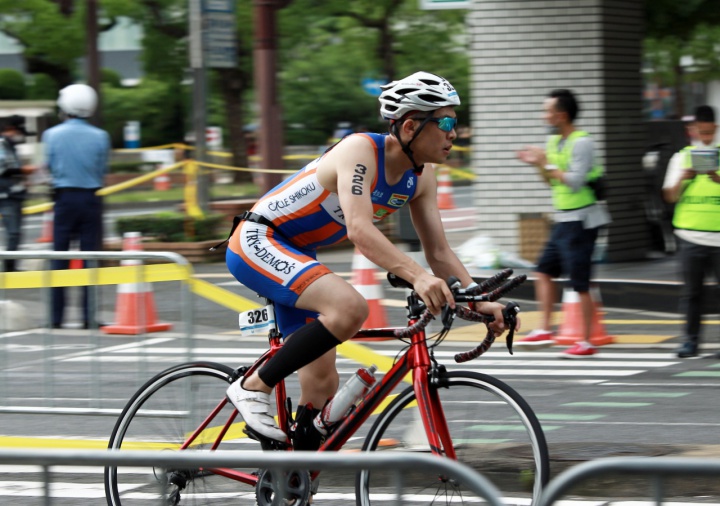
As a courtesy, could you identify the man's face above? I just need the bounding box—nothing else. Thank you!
[412,106,458,164]
[543,98,563,127]
[2,126,24,144]
[694,121,717,146]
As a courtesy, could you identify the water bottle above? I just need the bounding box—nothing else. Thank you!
[313,365,377,436]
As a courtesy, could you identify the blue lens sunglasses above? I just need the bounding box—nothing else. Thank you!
[420,116,457,132]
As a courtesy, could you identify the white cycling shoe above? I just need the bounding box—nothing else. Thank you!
[226,379,287,442]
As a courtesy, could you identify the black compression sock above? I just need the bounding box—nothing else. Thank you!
[258,319,341,388]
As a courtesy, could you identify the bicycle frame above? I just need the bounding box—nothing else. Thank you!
[174,304,456,488]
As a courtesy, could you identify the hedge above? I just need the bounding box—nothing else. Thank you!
[115,211,225,242]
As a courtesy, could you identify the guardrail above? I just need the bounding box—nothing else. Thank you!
[0,251,194,413]
[0,448,505,506]
[539,457,720,506]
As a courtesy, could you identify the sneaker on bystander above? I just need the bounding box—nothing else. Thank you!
[561,341,596,359]
[514,329,555,350]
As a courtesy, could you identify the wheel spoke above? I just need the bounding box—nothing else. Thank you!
[105,362,263,506]
[356,371,549,506]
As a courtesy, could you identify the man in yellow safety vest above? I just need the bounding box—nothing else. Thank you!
[514,89,611,358]
[663,105,720,358]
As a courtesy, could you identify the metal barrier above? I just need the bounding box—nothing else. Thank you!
[0,251,194,413]
[539,457,720,506]
[0,448,505,506]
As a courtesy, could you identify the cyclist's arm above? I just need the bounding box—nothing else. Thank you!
[409,164,473,286]
[333,141,453,314]
[410,165,507,332]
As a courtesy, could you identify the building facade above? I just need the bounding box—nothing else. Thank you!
[469,0,650,262]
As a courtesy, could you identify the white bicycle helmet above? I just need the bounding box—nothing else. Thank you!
[57,84,98,118]
[379,71,460,120]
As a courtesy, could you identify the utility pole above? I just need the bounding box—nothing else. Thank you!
[254,0,286,193]
[86,0,101,126]
[189,0,209,212]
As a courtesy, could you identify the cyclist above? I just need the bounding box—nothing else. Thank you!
[225,71,512,447]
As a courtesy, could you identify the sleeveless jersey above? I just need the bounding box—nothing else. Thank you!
[239,132,418,250]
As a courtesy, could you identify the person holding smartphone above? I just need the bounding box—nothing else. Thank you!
[663,105,720,358]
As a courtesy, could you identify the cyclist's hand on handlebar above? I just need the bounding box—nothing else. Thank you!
[471,301,521,336]
[413,272,455,315]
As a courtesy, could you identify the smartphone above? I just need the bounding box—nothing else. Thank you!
[690,148,719,174]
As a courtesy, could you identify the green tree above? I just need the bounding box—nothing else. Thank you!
[26,73,58,99]
[0,0,137,90]
[278,0,468,143]
[644,0,720,116]
[131,0,255,173]
[0,69,26,99]
[102,78,186,147]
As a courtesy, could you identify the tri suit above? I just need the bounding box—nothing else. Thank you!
[226,133,418,336]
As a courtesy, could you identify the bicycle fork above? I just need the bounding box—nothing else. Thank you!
[412,356,458,461]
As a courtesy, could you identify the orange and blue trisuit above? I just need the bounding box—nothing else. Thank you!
[227,133,418,336]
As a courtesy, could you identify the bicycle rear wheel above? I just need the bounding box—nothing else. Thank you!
[105,361,261,506]
[356,370,549,506]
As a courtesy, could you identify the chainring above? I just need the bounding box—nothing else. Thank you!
[255,467,312,506]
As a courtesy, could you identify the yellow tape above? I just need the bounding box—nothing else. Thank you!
[97,161,184,196]
[448,167,475,180]
[23,202,53,215]
[189,278,261,313]
[196,160,294,174]
[112,143,179,153]
[183,160,204,218]
[0,263,192,289]
[0,436,109,450]
[336,340,412,385]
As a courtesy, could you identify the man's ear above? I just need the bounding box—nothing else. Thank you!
[400,118,417,136]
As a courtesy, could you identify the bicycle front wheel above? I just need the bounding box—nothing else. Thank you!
[356,370,549,506]
[105,361,260,506]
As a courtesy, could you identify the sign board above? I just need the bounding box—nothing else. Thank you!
[419,0,469,9]
[361,78,388,97]
[123,121,140,149]
[203,0,237,68]
[206,126,223,148]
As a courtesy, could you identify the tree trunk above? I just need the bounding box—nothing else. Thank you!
[673,62,685,119]
[26,56,75,89]
[217,68,252,184]
[379,21,394,80]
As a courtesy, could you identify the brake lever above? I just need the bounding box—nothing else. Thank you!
[503,302,520,355]
[441,304,455,331]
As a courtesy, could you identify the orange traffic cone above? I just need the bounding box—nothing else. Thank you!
[36,211,54,243]
[554,286,614,346]
[436,165,456,210]
[153,174,171,191]
[69,258,83,270]
[350,248,388,332]
[101,232,173,335]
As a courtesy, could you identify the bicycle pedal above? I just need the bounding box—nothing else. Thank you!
[243,426,290,450]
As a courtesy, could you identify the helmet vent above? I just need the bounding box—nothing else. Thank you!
[394,88,417,99]
[419,78,441,87]
[418,94,443,104]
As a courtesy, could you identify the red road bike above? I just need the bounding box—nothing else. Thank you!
[105,269,549,505]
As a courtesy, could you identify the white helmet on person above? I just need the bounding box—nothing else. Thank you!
[379,71,460,121]
[57,84,98,118]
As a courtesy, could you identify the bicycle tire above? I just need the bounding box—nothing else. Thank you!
[355,370,549,506]
[104,361,261,506]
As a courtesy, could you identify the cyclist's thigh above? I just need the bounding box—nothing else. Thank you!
[227,222,331,335]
